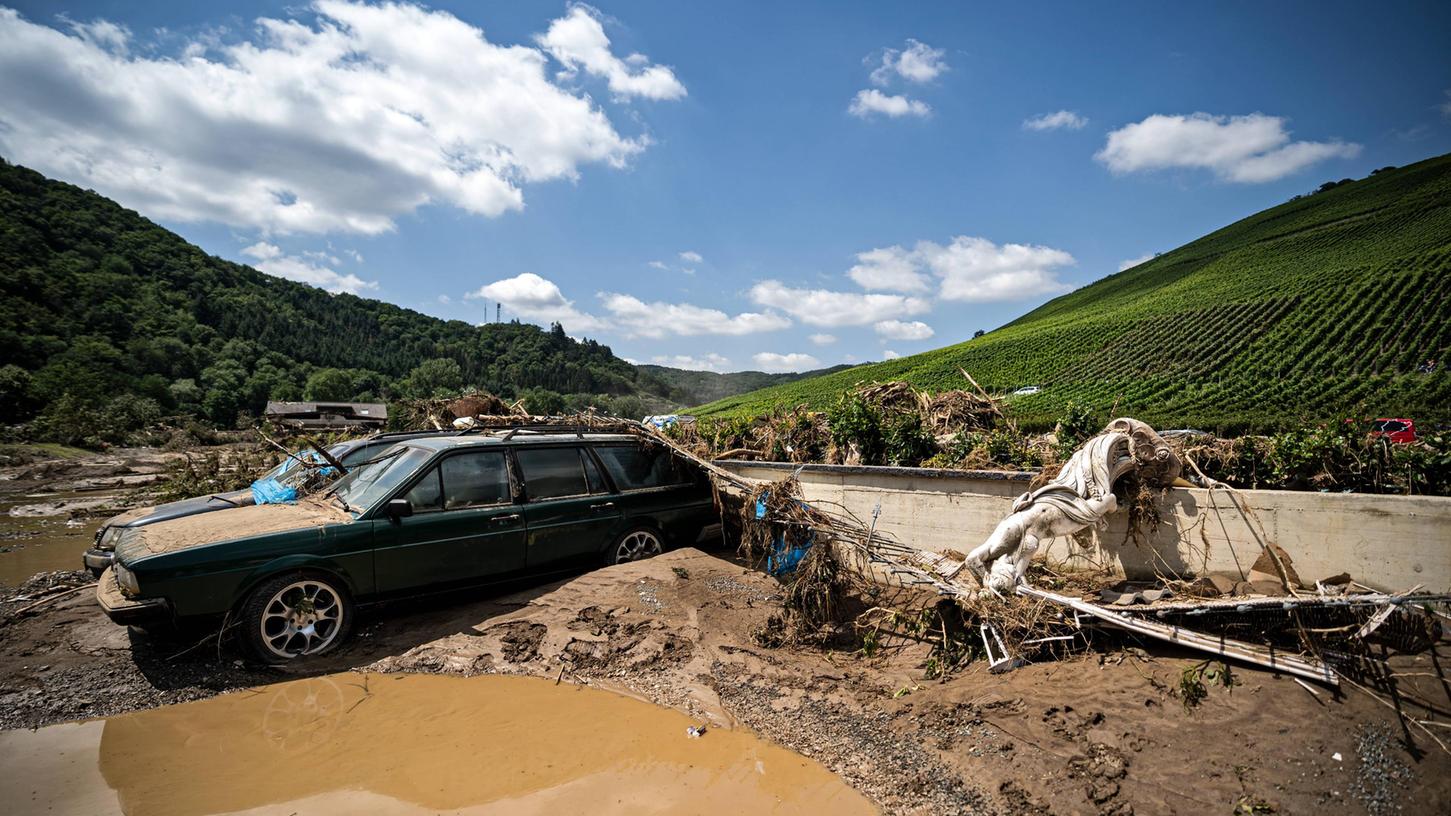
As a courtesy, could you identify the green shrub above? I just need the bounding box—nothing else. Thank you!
[825,394,884,465]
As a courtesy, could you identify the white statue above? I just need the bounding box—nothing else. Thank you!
[960,418,1181,594]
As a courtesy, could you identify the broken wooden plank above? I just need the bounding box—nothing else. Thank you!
[1016,585,1340,687]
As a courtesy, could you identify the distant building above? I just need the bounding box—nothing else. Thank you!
[265,401,388,430]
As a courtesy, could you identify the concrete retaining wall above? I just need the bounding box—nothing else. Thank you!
[718,461,1451,592]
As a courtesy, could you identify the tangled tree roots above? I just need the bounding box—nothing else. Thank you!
[739,477,859,644]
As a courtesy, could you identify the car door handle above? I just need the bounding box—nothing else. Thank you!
[590,502,615,511]
[492,513,521,523]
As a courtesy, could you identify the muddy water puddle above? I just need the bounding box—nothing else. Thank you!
[0,672,877,815]
[0,495,105,586]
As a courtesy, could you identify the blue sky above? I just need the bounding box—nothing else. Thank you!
[3,1,1449,373]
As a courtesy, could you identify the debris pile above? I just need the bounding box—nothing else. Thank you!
[389,393,528,430]
[615,412,1451,754]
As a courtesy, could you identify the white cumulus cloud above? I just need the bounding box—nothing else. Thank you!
[809,333,837,346]
[678,250,703,263]
[846,236,1075,303]
[753,352,821,373]
[874,320,934,341]
[240,241,377,294]
[849,89,930,119]
[869,39,947,85]
[749,281,931,327]
[848,245,932,292]
[1096,113,1360,183]
[926,237,1075,302]
[537,4,685,101]
[469,272,609,334]
[882,350,901,360]
[1023,110,1088,131]
[0,2,676,235]
[470,273,792,340]
[651,354,730,372]
[599,293,789,339]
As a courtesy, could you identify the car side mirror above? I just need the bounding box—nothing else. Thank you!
[386,499,413,520]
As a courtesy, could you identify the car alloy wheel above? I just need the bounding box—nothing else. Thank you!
[613,529,663,564]
[258,579,346,660]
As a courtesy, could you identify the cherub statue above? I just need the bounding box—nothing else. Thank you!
[959,418,1181,594]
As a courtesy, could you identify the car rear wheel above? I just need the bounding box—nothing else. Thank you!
[608,527,664,565]
[240,573,354,664]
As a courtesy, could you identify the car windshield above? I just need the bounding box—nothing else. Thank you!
[327,445,433,514]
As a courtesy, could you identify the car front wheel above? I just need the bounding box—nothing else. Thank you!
[608,527,664,566]
[240,573,354,664]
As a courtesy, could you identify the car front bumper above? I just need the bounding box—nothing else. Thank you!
[96,568,170,627]
[83,547,114,574]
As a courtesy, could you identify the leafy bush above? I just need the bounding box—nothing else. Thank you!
[884,413,937,466]
[825,394,884,465]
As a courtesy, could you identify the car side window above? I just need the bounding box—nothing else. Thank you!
[594,445,683,491]
[515,447,589,500]
[441,451,511,509]
[403,465,443,512]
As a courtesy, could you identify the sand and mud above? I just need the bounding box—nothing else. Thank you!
[1,447,1447,815]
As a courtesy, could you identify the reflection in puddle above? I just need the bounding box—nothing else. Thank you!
[0,673,877,815]
[0,498,103,586]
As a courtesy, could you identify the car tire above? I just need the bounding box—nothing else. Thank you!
[239,572,354,664]
[606,526,665,566]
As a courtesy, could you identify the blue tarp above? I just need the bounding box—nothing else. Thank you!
[250,477,298,505]
[756,490,812,577]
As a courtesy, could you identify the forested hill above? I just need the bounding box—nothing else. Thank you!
[695,154,1451,432]
[637,363,855,407]
[0,159,771,432]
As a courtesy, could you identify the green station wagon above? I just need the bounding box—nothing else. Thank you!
[97,432,717,662]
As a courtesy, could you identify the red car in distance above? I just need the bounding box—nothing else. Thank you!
[1346,418,1418,444]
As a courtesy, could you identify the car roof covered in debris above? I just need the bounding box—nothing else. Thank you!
[397,432,643,452]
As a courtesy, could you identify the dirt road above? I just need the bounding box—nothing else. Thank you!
[3,549,1446,815]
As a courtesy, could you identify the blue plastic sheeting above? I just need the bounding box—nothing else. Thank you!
[755,490,812,577]
[251,477,298,505]
[767,531,811,577]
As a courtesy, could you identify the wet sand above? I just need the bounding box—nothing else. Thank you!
[0,672,875,816]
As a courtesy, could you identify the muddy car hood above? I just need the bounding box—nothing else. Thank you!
[115,500,353,562]
[103,489,255,531]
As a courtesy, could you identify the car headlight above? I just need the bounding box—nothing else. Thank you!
[114,563,140,596]
[97,526,122,552]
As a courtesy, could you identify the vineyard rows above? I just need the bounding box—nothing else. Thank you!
[695,155,1451,432]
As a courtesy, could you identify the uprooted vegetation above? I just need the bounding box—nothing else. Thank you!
[663,380,1451,495]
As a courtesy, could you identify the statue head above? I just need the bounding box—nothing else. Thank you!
[1104,418,1182,487]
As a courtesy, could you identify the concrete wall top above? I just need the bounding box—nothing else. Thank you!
[717,460,1451,593]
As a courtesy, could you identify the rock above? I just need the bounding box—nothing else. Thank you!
[1248,544,1302,589]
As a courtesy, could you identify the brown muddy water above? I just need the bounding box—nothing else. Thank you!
[0,672,878,815]
[0,495,105,586]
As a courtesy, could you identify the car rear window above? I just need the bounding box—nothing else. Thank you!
[515,447,590,500]
[339,444,381,467]
[442,451,511,508]
[594,445,685,491]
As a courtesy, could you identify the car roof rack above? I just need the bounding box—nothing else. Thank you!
[493,423,643,441]
[368,428,465,440]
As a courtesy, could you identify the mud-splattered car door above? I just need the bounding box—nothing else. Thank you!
[514,446,622,570]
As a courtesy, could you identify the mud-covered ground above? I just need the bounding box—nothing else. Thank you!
[1,448,1448,815]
